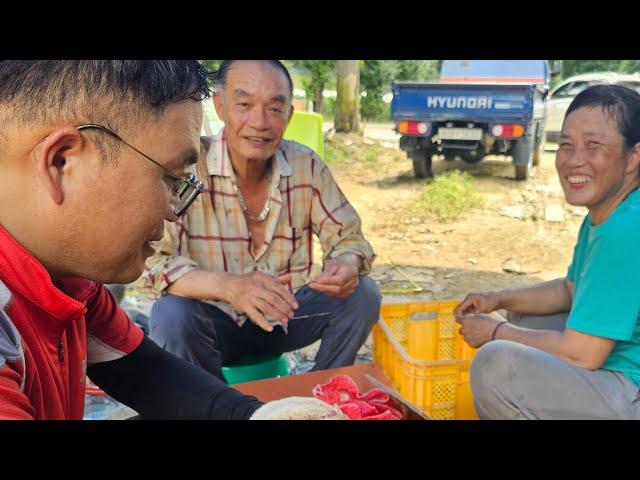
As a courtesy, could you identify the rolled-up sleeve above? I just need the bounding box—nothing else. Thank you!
[139,218,201,297]
[310,154,376,274]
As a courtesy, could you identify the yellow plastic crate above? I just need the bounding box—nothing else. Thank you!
[373,301,479,420]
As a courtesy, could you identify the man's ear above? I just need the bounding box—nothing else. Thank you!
[33,126,85,205]
[212,94,224,121]
[286,103,295,127]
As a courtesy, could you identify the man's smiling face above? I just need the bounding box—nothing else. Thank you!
[213,60,293,164]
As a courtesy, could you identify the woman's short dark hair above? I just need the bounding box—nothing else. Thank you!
[565,84,640,150]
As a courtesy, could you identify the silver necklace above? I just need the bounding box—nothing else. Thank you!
[235,167,273,222]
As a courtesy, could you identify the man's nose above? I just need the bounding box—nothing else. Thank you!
[247,106,269,130]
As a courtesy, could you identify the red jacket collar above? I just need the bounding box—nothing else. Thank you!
[0,225,88,322]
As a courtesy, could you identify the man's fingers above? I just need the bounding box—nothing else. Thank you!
[323,262,341,276]
[245,307,273,332]
[275,274,292,285]
[254,297,289,325]
[311,272,359,297]
[314,268,352,286]
[261,277,299,309]
[312,274,343,286]
[255,288,293,322]
[308,282,341,296]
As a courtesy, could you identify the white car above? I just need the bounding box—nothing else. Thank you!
[544,72,640,143]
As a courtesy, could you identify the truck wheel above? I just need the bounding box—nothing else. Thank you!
[459,150,483,164]
[514,164,530,181]
[532,127,543,166]
[412,150,433,179]
[512,133,535,181]
[532,141,543,166]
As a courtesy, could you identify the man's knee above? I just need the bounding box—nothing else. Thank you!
[149,295,207,344]
[352,276,382,326]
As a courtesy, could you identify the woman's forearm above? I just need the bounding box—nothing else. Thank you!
[495,278,573,315]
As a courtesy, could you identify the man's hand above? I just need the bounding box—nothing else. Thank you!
[454,292,501,318]
[308,256,360,298]
[223,272,299,332]
[455,313,504,349]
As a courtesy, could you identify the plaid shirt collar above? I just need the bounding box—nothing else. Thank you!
[205,128,293,180]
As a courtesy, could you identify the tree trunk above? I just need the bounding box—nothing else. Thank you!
[313,82,324,113]
[334,60,360,133]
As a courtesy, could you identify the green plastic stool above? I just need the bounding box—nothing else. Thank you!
[222,354,290,384]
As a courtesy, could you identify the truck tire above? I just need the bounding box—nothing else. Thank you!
[459,150,483,164]
[411,150,433,179]
[532,125,543,166]
[532,140,543,166]
[512,133,535,181]
[514,164,530,181]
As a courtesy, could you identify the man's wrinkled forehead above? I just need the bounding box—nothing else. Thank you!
[223,61,291,100]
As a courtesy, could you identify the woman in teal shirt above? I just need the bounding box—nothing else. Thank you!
[454,84,640,419]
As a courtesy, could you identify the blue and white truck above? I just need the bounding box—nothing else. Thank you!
[391,60,559,180]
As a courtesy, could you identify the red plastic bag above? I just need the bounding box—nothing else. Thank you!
[312,375,402,420]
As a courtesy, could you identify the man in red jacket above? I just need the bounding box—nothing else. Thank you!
[0,60,329,420]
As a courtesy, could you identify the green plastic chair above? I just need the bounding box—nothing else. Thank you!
[222,354,291,384]
[284,110,325,159]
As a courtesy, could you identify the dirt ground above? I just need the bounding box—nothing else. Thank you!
[324,133,583,305]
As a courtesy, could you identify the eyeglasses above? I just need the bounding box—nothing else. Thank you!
[76,123,205,217]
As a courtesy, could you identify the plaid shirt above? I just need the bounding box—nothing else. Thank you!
[139,129,376,326]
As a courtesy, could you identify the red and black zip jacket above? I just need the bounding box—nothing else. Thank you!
[0,225,262,420]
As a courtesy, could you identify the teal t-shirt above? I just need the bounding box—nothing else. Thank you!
[566,188,640,385]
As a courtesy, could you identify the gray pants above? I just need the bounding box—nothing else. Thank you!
[148,277,381,380]
[470,311,640,419]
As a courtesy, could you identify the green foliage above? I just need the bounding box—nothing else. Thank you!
[395,60,440,82]
[411,170,482,221]
[322,97,337,120]
[360,60,398,121]
[360,60,439,121]
[201,60,221,75]
[301,60,335,113]
[560,60,640,78]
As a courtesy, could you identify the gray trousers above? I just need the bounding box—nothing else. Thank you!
[148,277,381,381]
[470,311,640,419]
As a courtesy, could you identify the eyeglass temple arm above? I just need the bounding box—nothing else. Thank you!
[76,124,181,180]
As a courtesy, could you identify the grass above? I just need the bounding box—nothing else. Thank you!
[394,151,407,162]
[411,170,483,221]
[324,137,390,165]
[324,140,349,164]
[363,144,386,163]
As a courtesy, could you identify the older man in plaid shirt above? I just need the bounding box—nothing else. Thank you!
[140,60,381,378]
